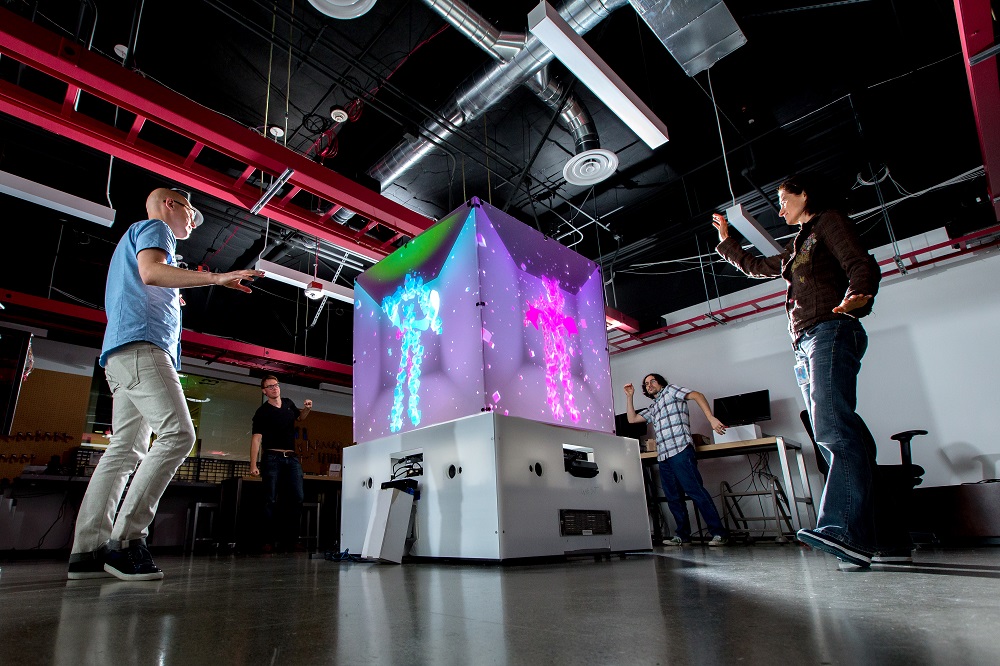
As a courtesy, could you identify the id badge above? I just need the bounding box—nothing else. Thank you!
[794,358,809,386]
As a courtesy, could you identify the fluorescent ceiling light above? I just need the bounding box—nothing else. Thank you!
[0,169,116,227]
[528,1,669,149]
[250,167,295,215]
[256,258,355,304]
[725,203,783,257]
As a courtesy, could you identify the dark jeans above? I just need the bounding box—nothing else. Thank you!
[657,445,727,539]
[795,319,878,553]
[261,453,304,546]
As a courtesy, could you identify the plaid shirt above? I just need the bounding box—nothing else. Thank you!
[717,209,880,342]
[644,384,693,461]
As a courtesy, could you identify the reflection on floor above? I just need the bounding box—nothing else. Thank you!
[1,544,998,664]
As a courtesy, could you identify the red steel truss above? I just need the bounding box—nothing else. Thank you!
[0,7,432,262]
[953,0,1000,219]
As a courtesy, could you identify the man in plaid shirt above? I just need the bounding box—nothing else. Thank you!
[625,373,729,546]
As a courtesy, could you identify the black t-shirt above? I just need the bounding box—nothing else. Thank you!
[252,399,299,451]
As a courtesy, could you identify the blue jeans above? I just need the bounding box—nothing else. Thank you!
[658,445,727,539]
[261,453,304,545]
[795,319,876,553]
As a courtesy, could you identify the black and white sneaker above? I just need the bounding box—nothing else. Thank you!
[67,543,112,580]
[797,529,872,568]
[104,541,164,581]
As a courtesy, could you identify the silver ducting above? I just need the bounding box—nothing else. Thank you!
[524,65,600,154]
[334,0,627,225]
[421,0,525,62]
[629,0,745,76]
[421,1,602,158]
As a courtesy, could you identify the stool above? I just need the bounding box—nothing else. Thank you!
[185,502,219,553]
[300,501,321,551]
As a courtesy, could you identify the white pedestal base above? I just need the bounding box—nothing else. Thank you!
[342,413,652,560]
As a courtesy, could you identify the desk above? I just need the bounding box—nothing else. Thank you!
[220,474,342,552]
[640,436,816,533]
[2,475,220,551]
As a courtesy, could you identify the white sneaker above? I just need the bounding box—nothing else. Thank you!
[708,535,728,547]
[662,536,690,546]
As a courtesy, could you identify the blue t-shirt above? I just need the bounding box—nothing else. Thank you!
[100,219,182,369]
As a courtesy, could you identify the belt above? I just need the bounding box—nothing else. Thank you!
[265,450,297,458]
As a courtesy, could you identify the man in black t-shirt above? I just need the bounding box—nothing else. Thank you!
[250,375,312,551]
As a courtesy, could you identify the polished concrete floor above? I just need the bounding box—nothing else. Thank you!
[1,544,998,665]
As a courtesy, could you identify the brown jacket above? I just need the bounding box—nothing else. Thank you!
[716,209,881,342]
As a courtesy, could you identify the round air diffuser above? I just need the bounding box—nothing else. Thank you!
[307,0,377,20]
[562,149,619,186]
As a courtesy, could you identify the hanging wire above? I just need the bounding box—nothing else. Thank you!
[49,224,64,300]
[264,1,277,137]
[707,68,736,207]
[848,94,905,272]
[697,236,725,324]
[484,115,492,204]
[284,0,294,147]
[259,216,271,262]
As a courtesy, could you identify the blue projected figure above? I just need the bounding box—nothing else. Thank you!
[382,273,443,432]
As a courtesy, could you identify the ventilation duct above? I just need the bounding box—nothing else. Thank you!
[628,0,745,76]
[421,0,526,62]
[332,0,628,226]
[422,1,606,162]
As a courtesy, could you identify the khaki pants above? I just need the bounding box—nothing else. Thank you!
[71,343,195,553]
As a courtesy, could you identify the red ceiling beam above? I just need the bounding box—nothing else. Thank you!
[0,78,391,259]
[953,0,1000,220]
[0,7,433,255]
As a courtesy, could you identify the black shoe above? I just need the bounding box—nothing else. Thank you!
[67,543,112,580]
[104,541,164,581]
[797,529,872,567]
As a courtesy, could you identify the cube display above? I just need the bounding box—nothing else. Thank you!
[353,198,613,443]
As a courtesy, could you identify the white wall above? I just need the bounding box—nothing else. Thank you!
[611,248,1000,497]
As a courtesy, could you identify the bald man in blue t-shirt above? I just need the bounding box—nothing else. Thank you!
[68,188,263,581]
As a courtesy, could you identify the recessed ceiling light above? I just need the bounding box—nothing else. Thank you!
[113,44,128,60]
[269,126,285,138]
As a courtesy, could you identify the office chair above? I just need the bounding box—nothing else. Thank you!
[799,410,926,544]
[798,410,926,483]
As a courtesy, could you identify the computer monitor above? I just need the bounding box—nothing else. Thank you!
[713,390,770,426]
[614,412,649,440]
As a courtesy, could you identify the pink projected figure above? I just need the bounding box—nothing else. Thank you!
[382,273,442,432]
[525,276,581,423]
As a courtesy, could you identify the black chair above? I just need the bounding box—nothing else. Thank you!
[799,410,926,544]
[799,410,926,482]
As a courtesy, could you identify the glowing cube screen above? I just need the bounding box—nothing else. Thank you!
[353,198,614,443]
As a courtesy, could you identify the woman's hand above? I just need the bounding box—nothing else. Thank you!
[712,213,729,242]
[833,293,872,315]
